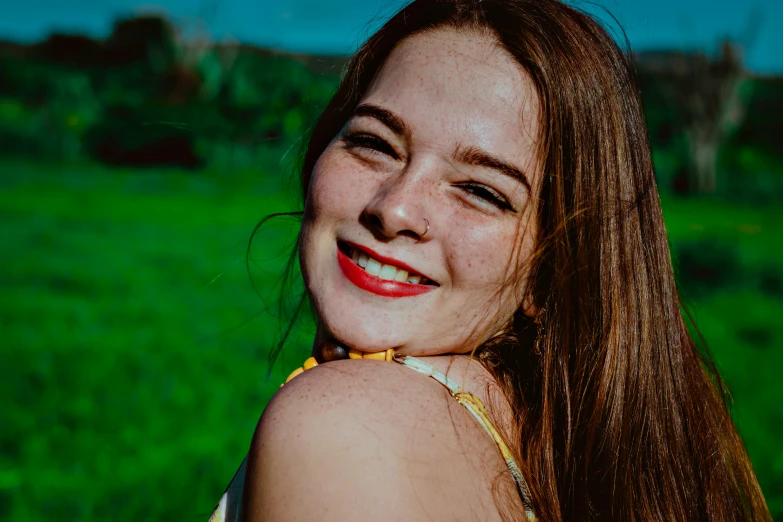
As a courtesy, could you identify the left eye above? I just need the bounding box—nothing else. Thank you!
[458,183,515,212]
[342,132,398,159]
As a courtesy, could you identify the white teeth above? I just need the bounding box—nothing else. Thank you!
[378,264,397,281]
[365,257,382,276]
[348,246,427,285]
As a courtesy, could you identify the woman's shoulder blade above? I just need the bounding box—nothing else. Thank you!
[240,360,520,521]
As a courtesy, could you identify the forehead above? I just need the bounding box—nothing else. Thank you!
[361,27,540,165]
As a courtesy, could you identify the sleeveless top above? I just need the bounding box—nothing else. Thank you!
[207,356,536,521]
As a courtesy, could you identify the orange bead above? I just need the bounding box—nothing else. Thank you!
[362,351,387,361]
[347,348,396,361]
[303,357,318,370]
[284,367,304,383]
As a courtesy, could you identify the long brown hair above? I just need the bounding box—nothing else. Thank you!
[292,0,770,519]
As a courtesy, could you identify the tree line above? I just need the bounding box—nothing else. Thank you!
[0,14,780,198]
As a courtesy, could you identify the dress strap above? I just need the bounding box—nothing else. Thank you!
[208,456,246,522]
[396,355,536,520]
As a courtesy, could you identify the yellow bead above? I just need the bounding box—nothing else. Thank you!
[303,357,318,370]
[347,348,396,361]
[284,367,304,383]
[363,351,387,361]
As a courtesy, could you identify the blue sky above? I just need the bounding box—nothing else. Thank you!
[1,0,780,73]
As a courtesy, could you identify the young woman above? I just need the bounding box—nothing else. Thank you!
[210,0,771,520]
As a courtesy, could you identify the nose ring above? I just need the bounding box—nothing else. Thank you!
[422,218,430,237]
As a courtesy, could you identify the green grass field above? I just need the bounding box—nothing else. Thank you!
[1,158,781,520]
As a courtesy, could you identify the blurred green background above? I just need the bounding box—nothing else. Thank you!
[1,8,781,521]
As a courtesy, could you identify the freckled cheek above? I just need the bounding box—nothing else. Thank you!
[308,153,377,220]
[446,226,519,287]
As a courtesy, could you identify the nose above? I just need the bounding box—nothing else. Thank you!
[362,165,433,241]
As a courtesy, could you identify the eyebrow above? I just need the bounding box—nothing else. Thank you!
[454,145,532,192]
[351,103,531,191]
[352,104,411,140]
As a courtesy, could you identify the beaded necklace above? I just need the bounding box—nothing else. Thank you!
[281,341,395,386]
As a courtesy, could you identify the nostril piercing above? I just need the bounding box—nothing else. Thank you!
[422,218,430,237]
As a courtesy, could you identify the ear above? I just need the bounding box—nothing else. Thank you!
[520,294,540,318]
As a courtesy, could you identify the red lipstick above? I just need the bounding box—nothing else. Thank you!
[337,247,435,298]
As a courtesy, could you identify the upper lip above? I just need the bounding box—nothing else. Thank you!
[340,240,438,284]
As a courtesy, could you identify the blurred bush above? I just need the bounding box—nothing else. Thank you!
[0,14,342,169]
[673,240,744,300]
[638,46,783,203]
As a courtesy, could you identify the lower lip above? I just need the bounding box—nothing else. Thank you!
[337,248,435,298]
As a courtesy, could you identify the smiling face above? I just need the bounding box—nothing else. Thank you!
[299,27,543,356]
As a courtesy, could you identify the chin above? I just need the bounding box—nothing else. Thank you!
[317,306,411,352]
[303,239,432,353]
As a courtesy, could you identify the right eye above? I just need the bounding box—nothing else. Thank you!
[342,132,399,159]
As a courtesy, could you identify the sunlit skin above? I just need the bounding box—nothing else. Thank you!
[299,27,544,357]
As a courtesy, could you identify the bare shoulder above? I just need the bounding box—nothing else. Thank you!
[241,359,522,522]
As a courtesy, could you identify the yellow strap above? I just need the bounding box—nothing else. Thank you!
[400,356,536,520]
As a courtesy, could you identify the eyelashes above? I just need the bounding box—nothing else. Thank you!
[342,132,399,159]
[340,131,516,212]
[456,182,516,212]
